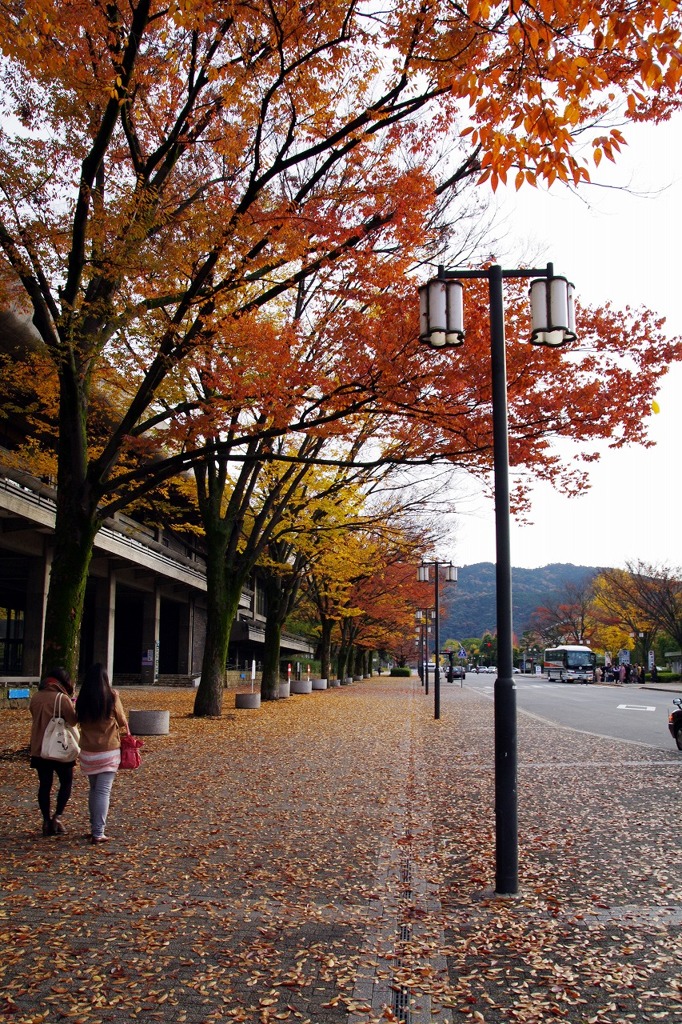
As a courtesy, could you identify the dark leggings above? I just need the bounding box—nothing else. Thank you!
[33,758,74,821]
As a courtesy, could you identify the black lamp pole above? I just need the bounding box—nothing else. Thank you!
[419,563,456,720]
[418,262,576,896]
[488,264,518,896]
[424,621,428,694]
[416,610,431,691]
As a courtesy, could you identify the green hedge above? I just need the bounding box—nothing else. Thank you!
[390,667,412,677]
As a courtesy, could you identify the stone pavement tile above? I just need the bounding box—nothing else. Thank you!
[1,679,682,1024]
[417,687,682,1023]
[1,681,417,1024]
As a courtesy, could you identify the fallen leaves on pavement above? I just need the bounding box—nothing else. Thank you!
[1,681,681,1023]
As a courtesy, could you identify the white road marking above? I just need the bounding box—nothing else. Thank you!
[617,704,656,711]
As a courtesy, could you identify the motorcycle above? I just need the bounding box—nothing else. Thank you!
[668,697,682,750]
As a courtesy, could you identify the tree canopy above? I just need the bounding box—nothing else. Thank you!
[1,0,681,675]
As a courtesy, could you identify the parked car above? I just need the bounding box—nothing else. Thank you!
[451,666,466,680]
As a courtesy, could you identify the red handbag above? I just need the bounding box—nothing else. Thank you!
[120,731,143,770]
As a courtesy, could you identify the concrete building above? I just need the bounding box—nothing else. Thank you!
[0,465,315,686]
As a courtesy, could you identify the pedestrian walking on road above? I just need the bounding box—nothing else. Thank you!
[29,667,78,836]
[76,663,128,845]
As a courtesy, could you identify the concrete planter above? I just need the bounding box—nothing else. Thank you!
[312,678,328,690]
[353,675,362,682]
[129,709,170,735]
[341,676,353,686]
[329,678,341,687]
[235,692,261,709]
[291,679,313,695]
[279,681,291,699]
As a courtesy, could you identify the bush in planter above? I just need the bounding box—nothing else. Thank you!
[390,667,412,677]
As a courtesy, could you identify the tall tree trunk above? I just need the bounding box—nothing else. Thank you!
[261,572,287,700]
[337,618,354,680]
[42,366,98,677]
[336,644,350,681]
[193,528,242,717]
[42,507,98,677]
[261,614,283,700]
[319,617,333,680]
[353,647,364,677]
[335,649,343,680]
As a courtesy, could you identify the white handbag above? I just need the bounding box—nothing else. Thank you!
[41,693,81,762]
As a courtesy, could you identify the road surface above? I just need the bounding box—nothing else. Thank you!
[455,672,680,753]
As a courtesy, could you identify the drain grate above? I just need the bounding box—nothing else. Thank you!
[393,983,412,1024]
[393,857,414,1023]
[400,856,413,898]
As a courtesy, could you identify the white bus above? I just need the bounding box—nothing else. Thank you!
[544,645,596,684]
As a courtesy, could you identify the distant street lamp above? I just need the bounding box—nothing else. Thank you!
[629,630,646,666]
[418,263,576,896]
[418,561,458,720]
[415,608,435,692]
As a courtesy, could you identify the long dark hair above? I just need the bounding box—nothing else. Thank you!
[40,666,74,696]
[76,663,115,723]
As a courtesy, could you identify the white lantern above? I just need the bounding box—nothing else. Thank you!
[529,275,576,346]
[419,279,464,348]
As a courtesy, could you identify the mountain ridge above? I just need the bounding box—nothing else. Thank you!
[440,561,600,641]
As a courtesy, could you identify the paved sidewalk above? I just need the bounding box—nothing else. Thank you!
[1,678,681,1024]
[641,681,682,693]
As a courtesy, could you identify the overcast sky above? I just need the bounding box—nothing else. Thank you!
[446,113,682,572]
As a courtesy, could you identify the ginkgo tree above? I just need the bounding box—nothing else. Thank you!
[0,0,680,678]
[196,435,378,710]
[254,462,411,701]
[591,562,677,662]
[300,504,434,682]
[302,526,380,684]
[258,450,454,684]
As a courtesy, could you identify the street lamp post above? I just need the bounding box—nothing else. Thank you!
[418,262,576,895]
[418,561,457,720]
[415,608,435,691]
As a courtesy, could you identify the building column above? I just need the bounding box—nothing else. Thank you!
[176,596,192,676]
[141,587,160,684]
[22,548,51,677]
[92,570,117,682]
